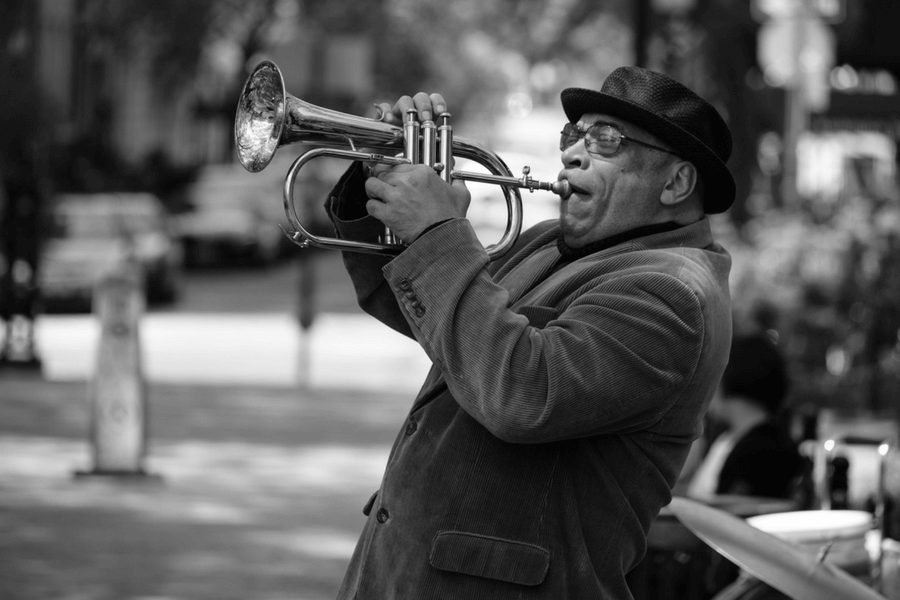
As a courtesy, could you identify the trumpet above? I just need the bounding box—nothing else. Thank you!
[234,60,569,258]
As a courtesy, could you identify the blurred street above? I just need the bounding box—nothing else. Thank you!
[1,252,429,600]
[35,253,432,390]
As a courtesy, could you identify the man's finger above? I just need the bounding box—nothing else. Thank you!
[365,198,388,221]
[369,163,393,178]
[364,175,394,201]
[429,93,447,116]
[413,92,434,122]
[374,102,394,123]
[392,95,415,122]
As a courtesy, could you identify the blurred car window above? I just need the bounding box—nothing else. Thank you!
[174,156,346,267]
[53,201,161,236]
[39,193,183,312]
[174,164,287,267]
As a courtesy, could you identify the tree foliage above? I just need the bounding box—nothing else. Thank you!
[375,0,633,119]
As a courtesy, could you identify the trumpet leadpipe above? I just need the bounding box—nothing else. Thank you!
[451,168,571,197]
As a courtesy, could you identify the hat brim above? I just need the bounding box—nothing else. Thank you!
[561,88,735,214]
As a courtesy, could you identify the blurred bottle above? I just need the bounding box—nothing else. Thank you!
[829,453,850,510]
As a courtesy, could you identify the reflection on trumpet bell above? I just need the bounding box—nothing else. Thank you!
[234,60,566,259]
[233,61,282,173]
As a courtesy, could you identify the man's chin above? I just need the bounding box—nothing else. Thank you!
[558,217,584,248]
[559,230,587,249]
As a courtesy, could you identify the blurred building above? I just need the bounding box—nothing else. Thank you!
[746,0,900,211]
[34,0,224,168]
[806,0,900,203]
[30,0,383,173]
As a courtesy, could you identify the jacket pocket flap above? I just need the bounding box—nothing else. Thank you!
[429,531,550,586]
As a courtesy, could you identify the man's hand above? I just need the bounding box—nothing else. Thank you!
[364,163,470,242]
[375,91,448,125]
[364,91,469,242]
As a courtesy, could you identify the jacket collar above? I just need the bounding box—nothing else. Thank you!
[556,217,715,261]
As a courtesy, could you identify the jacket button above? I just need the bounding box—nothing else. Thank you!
[398,278,412,291]
[376,507,390,523]
[405,417,418,435]
[413,304,426,317]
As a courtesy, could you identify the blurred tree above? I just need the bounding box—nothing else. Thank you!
[0,0,47,366]
[77,0,220,86]
[692,0,763,227]
[53,0,221,195]
[377,0,633,122]
[53,0,286,198]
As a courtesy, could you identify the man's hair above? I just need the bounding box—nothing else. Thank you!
[721,334,789,413]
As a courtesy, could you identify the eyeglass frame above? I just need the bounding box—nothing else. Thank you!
[559,121,680,158]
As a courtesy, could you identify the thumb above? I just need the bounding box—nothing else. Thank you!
[450,177,471,210]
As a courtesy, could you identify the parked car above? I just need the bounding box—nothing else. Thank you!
[173,164,287,267]
[38,193,183,311]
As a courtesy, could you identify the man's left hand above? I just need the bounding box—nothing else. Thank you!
[364,163,471,242]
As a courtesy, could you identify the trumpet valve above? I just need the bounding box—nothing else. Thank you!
[519,166,538,192]
[380,226,403,247]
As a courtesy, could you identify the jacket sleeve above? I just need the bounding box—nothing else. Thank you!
[323,162,414,338]
[381,218,708,444]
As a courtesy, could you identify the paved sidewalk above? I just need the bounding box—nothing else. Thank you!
[0,370,411,600]
[34,311,432,391]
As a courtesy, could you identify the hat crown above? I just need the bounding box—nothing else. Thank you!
[601,67,731,162]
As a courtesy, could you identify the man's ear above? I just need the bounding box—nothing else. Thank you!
[660,161,698,206]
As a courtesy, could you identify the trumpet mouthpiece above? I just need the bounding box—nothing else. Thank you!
[552,179,572,199]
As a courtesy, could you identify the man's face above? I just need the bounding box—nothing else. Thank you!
[557,113,675,248]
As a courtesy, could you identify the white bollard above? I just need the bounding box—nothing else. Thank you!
[79,261,151,477]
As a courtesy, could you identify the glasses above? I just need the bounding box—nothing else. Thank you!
[559,122,679,157]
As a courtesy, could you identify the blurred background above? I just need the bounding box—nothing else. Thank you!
[2,0,900,599]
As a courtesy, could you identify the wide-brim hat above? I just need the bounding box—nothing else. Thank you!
[561,67,735,213]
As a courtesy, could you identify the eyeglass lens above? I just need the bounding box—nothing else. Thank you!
[559,123,621,156]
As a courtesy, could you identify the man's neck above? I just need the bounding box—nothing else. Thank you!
[557,221,685,260]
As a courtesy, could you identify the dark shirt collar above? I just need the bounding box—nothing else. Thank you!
[556,221,684,261]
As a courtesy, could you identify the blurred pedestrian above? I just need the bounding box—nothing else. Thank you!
[687,333,804,500]
[325,66,734,599]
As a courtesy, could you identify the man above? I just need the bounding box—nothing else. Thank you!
[687,333,804,500]
[325,66,734,599]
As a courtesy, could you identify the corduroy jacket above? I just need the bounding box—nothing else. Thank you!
[326,164,732,599]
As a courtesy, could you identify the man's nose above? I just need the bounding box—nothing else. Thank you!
[560,139,588,169]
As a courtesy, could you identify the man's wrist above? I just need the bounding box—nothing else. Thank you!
[412,218,454,242]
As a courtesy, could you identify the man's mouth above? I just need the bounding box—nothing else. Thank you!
[565,181,588,196]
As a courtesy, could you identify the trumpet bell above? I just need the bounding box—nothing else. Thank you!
[234,61,285,173]
[235,60,405,173]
